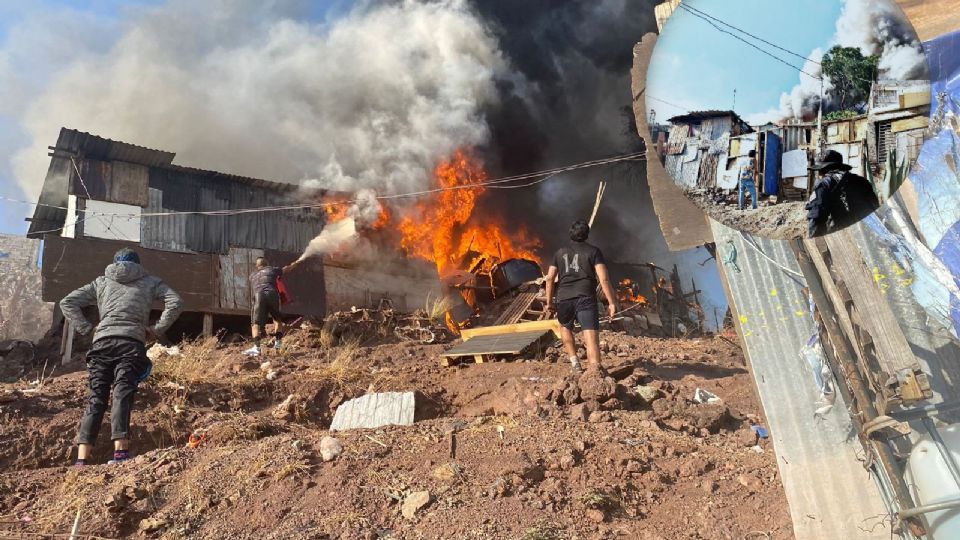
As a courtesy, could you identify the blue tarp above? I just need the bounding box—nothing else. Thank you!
[909,32,960,335]
[764,131,781,196]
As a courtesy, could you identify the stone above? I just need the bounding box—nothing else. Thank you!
[562,382,581,405]
[330,392,416,431]
[432,462,461,482]
[272,394,299,421]
[569,402,596,422]
[738,473,763,492]
[588,411,613,423]
[401,491,431,519]
[634,385,660,403]
[320,436,343,462]
[739,428,759,447]
[139,518,169,533]
[579,373,617,402]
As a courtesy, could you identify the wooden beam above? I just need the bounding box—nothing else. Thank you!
[202,313,214,338]
[459,319,562,341]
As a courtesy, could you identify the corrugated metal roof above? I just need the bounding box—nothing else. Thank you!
[711,221,891,539]
[51,127,175,168]
[668,110,743,124]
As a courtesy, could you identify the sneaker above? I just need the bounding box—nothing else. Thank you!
[243,345,261,357]
[107,450,131,465]
[570,359,583,374]
[73,459,88,468]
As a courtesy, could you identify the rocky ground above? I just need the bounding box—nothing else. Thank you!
[685,188,808,240]
[0,327,793,539]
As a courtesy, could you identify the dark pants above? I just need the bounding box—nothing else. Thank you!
[77,337,150,445]
[556,296,600,331]
[251,289,283,332]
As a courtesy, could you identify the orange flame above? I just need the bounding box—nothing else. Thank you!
[323,194,391,230]
[398,149,541,274]
[617,278,647,304]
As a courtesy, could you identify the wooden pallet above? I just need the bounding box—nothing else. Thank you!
[493,291,551,326]
[441,320,562,367]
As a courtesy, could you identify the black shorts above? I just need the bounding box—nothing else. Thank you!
[252,289,283,326]
[556,296,600,331]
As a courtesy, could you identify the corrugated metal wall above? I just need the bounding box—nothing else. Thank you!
[141,168,325,255]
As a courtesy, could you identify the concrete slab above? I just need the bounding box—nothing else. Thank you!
[330,391,416,431]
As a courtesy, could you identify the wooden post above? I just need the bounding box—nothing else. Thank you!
[61,319,74,365]
[202,313,214,338]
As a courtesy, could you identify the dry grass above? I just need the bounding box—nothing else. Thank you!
[318,328,337,349]
[425,294,450,323]
[148,336,223,395]
[272,460,313,481]
[302,339,374,392]
[579,488,619,511]
[517,521,565,540]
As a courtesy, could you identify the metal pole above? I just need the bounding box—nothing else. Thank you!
[899,497,960,519]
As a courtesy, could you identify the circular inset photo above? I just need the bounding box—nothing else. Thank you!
[647,0,931,239]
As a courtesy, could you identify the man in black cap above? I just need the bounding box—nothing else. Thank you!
[805,149,880,237]
[60,248,183,466]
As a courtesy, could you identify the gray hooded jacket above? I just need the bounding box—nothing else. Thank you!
[60,262,183,344]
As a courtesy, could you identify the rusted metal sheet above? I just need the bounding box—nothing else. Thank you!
[321,259,438,314]
[41,235,216,313]
[68,158,149,207]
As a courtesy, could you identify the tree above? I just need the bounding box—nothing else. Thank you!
[821,46,879,112]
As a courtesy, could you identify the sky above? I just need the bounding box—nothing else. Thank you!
[647,0,843,125]
[0,0,353,235]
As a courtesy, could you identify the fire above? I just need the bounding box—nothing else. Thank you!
[617,278,647,304]
[399,149,541,275]
[323,194,391,230]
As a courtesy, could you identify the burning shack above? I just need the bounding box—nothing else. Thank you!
[27,128,439,339]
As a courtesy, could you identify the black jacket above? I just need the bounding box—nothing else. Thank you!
[805,171,880,237]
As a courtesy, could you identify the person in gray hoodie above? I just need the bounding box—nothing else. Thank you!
[60,248,183,466]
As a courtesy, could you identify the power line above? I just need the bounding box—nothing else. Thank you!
[680,3,821,66]
[677,3,822,81]
[646,94,690,114]
[2,151,646,223]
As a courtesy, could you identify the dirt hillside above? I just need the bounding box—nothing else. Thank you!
[0,328,792,539]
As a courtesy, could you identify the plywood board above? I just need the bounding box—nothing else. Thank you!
[459,319,562,341]
[822,231,917,374]
[891,116,929,133]
[83,199,142,242]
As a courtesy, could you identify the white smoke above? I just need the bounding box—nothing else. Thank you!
[4,0,506,201]
[776,0,927,121]
[298,217,358,262]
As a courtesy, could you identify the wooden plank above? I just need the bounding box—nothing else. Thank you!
[443,330,551,358]
[891,115,928,133]
[494,291,538,325]
[109,161,150,206]
[459,319,562,341]
[821,232,917,374]
[41,235,216,312]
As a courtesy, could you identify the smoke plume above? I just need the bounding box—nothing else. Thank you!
[5,0,505,200]
[778,0,928,120]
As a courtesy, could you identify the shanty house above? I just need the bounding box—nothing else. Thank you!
[665,110,754,190]
[28,128,438,338]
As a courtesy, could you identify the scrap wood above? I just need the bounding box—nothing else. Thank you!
[588,180,607,228]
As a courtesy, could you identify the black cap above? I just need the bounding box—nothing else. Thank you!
[809,150,852,173]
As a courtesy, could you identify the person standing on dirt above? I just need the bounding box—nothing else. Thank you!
[545,220,618,373]
[244,257,302,357]
[60,248,183,466]
[738,149,759,210]
[805,150,880,237]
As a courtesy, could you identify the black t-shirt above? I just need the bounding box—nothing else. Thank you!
[552,242,605,301]
[250,266,283,295]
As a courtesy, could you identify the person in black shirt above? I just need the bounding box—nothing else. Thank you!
[805,150,880,237]
[244,256,302,356]
[545,220,618,372]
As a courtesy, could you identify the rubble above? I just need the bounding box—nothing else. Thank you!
[0,330,790,539]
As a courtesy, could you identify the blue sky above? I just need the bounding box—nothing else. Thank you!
[647,0,844,125]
